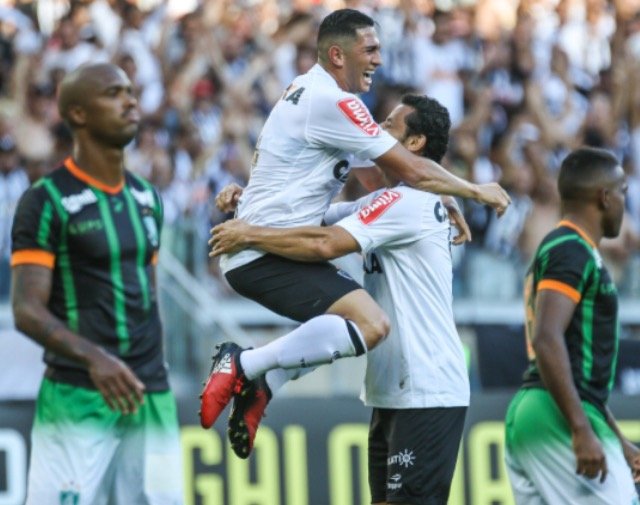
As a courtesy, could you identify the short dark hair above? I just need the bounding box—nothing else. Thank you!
[401,94,451,163]
[558,147,620,200]
[317,9,375,56]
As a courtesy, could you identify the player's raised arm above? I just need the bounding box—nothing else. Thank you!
[374,145,511,216]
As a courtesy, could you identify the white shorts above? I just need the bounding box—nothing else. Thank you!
[505,388,639,505]
[26,379,184,505]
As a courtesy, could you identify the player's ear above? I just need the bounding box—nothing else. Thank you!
[66,104,87,128]
[597,186,610,211]
[406,134,426,154]
[328,45,345,67]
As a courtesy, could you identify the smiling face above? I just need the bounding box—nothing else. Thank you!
[341,26,381,93]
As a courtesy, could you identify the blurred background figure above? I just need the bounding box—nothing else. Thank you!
[0,132,28,300]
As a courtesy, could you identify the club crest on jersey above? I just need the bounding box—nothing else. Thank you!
[337,98,380,136]
[358,190,402,224]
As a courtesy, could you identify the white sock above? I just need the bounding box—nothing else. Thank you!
[264,367,315,395]
[240,314,366,380]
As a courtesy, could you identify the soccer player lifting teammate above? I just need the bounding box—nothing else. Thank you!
[200,8,510,458]
[212,94,469,503]
[11,63,183,504]
[504,147,640,504]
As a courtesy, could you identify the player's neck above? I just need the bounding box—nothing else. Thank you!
[560,213,602,247]
[71,143,125,187]
[320,62,349,92]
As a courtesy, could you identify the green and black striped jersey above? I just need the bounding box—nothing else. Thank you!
[522,220,619,414]
[11,158,169,391]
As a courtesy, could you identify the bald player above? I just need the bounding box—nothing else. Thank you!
[11,63,183,504]
[505,147,640,504]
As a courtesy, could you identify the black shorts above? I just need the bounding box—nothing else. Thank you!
[368,406,467,505]
[225,254,362,322]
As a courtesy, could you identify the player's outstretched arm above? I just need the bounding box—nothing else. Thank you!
[12,265,145,414]
[532,289,608,483]
[209,219,360,261]
[374,144,511,216]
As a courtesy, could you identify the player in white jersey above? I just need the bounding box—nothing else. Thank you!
[211,94,469,502]
[199,9,504,459]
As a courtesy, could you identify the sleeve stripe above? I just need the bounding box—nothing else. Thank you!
[11,249,55,268]
[538,279,581,303]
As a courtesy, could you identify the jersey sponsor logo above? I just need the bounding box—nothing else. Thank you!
[130,187,155,208]
[61,188,97,214]
[388,449,416,468]
[599,282,617,296]
[358,190,402,225]
[337,98,380,136]
[69,218,104,236]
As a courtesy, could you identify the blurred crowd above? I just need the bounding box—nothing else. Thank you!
[1,0,640,302]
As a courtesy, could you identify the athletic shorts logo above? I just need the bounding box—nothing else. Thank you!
[337,98,380,136]
[358,190,402,224]
[387,473,402,491]
[388,449,416,468]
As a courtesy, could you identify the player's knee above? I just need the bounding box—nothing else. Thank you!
[363,312,390,350]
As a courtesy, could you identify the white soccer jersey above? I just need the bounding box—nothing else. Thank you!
[334,186,470,409]
[220,64,398,273]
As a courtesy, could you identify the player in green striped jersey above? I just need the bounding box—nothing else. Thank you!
[505,147,640,504]
[11,63,183,504]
